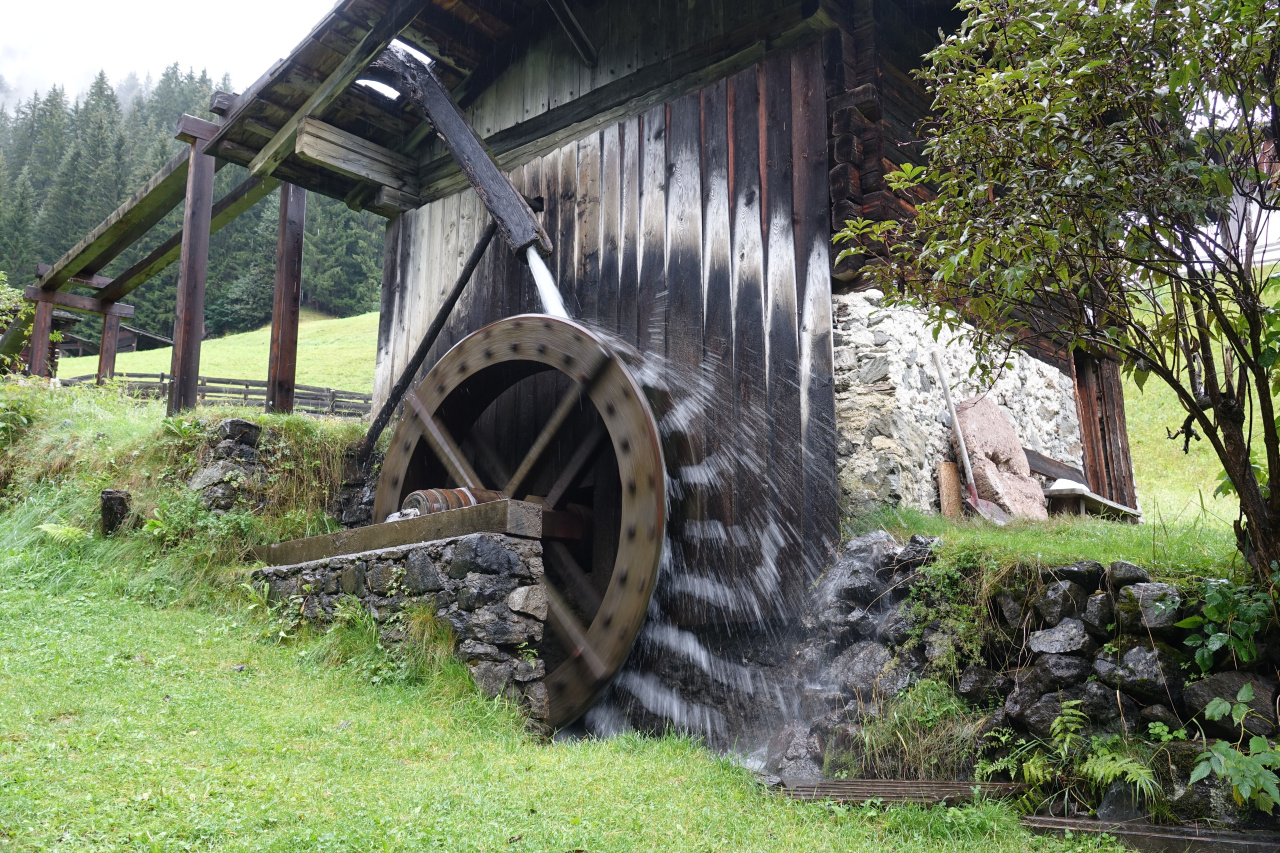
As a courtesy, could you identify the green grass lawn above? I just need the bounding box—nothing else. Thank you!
[58,311,381,394]
[0,544,1121,852]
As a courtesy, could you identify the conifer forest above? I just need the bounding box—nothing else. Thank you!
[0,66,385,343]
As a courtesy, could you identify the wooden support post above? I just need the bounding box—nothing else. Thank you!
[266,183,307,413]
[97,314,121,384]
[168,117,219,415]
[27,299,54,377]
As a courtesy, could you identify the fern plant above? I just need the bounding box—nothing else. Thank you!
[36,521,88,547]
[978,698,1164,816]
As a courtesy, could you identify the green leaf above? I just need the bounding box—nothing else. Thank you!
[1238,683,1255,703]
[1205,697,1232,721]
[1189,760,1213,784]
[1175,616,1205,629]
[1233,703,1250,726]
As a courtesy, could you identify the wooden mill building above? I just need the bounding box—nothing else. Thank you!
[3,0,1137,587]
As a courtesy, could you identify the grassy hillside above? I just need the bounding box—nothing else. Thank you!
[59,310,381,394]
[0,385,1124,852]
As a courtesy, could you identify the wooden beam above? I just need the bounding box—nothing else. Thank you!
[372,45,551,254]
[209,90,237,117]
[35,264,111,290]
[294,117,420,195]
[543,0,597,67]
[168,121,219,415]
[97,174,280,303]
[27,300,53,377]
[37,148,191,290]
[23,286,134,318]
[247,0,428,179]
[254,498,543,566]
[266,183,307,414]
[97,314,121,384]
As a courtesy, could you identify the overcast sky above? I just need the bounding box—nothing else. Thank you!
[1,1,337,108]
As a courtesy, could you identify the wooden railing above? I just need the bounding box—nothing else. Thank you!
[61,372,372,418]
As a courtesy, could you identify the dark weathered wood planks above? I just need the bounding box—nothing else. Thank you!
[791,40,839,586]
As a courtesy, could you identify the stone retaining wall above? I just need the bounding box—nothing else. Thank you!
[779,530,1280,828]
[252,533,550,724]
[833,289,1083,513]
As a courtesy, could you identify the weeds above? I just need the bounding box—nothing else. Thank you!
[827,680,989,781]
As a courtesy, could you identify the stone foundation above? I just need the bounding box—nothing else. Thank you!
[832,289,1083,513]
[252,532,550,723]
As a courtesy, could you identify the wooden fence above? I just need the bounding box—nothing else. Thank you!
[61,372,372,418]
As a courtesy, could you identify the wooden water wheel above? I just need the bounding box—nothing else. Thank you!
[373,314,666,727]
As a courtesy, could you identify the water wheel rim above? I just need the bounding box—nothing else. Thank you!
[374,315,666,727]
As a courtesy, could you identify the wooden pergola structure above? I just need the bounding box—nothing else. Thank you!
[0,0,574,414]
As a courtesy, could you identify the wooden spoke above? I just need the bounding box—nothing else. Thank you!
[405,392,483,490]
[540,577,607,682]
[504,350,611,498]
[544,540,602,617]
[545,423,606,510]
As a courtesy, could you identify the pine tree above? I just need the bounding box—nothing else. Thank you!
[0,167,37,283]
[302,196,384,317]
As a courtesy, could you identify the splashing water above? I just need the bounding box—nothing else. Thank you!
[560,317,845,753]
[526,247,569,319]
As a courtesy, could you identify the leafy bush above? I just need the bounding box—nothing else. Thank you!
[1177,574,1278,673]
[1192,683,1280,814]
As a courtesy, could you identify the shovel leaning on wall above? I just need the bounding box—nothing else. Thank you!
[932,350,1010,525]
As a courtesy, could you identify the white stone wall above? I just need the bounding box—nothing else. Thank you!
[833,289,1084,513]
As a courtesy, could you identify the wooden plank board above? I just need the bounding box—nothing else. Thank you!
[762,49,804,611]
[294,117,419,194]
[728,63,770,599]
[557,140,579,316]
[373,215,406,412]
[666,90,706,582]
[617,116,641,345]
[637,104,668,354]
[700,77,736,585]
[598,123,622,333]
[256,499,544,566]
[791,39,839,584]
[574,131,602,324]
[415,7,826,203]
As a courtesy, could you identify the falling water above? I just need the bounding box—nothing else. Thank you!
[526,247,570,319]
[549,316,846,755]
